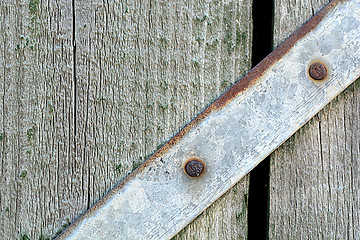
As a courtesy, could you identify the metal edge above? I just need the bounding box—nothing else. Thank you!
[57,0,345,238]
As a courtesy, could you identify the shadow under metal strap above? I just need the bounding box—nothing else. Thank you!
[57,0,360,239]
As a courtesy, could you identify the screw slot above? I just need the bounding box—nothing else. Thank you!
[184,159,205,177]
[309,62,327,80]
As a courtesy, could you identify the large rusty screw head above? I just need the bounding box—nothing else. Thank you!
[185,159,205,177]
[309,62,327,80]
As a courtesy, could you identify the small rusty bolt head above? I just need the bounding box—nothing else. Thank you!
[185,159,204,177]
[309,62,327,80]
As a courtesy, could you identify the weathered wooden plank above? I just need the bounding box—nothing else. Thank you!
[173,2,251,239]
[73,0,252,239]
[0,0,75,239]
[173,179,249,240]
[58,0,360,238]
[0,0,252,239]
[269,0,360,239]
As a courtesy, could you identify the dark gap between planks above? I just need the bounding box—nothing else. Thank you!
[248,0,274,239]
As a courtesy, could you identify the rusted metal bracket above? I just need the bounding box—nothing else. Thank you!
[57,0,360,239]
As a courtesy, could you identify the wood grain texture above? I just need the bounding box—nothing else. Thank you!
[269,0,360,239]
[0,0,74,239]
[0,0,252,239]
[173,180,249,240]
[172,2,252,239]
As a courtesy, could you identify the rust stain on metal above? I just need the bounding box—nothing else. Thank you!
[136,0,342,168]
[56,0,345,238]
[141,0,342,163]
[184,158,205,177]
[309,62,328,80]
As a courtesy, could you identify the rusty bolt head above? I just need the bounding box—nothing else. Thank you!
[309,63,327,80]
[185,159,204,177]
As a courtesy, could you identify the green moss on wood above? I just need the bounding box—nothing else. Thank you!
[115,163,123,173]
[354,77,360,88]
[20,170,28,178]
[132,161,141,171]
[20,234,31,240]
[160,36,170,44]
[195,14,207,23]
[19,234,50,240]
[159,102,168,110]
[38,235,50,240]
[49,104,54,113]
[29,0,39,14]
[223,4,236,55]
[236,193,248,220]
[221,79,228,89]
[195,36,204,43]
[206,38,219,49]
[27,126,36,141]
[236,29,246,46]
[54,218,71,238]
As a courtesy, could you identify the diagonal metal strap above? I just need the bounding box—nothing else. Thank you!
[57,0,360,239]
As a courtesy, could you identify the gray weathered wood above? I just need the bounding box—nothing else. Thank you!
[172,2,251,239]
[0,0,252,239]
[173,180,249,240]
[0,0,74,239]
[269,0,360,239]
[58,0,360,238]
